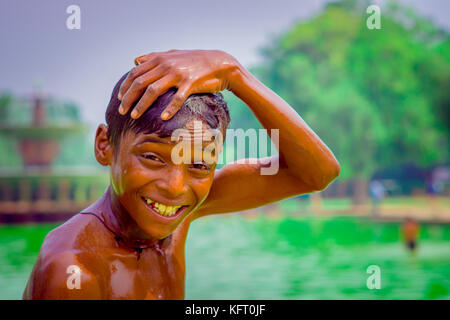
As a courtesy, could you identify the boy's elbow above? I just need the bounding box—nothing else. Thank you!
[313,160,341,191]
[330,160,341,181]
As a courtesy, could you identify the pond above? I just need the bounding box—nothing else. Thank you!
[0,215,449,299]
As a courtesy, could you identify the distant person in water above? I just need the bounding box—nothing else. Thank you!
[402,218,420,251]
[23,49,340,299]
[369,179,385,217]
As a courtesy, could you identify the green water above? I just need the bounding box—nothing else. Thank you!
[0,215,449,299]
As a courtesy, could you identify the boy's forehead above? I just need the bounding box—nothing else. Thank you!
[174,119,220,142]
[131,121,222,148]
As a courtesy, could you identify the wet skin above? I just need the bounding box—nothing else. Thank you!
[23,49,341,299]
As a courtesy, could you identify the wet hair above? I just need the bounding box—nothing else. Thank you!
[105,72,231,148]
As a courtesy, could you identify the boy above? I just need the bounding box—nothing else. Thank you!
[23,49,340,299]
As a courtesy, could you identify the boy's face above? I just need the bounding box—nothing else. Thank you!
[106,120,220,239]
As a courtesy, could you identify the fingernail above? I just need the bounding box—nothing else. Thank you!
[118,92,122,100]
[119,104,124,114]
[131,110,138,119]
[161,112,169,120]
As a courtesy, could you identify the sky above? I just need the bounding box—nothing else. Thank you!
[1,0,449,126]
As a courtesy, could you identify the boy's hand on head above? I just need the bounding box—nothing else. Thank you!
[117,49,242,120]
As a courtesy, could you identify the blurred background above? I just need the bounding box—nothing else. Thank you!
[0,0,448,299]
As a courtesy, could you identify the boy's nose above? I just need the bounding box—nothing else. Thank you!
[155,167,188,199]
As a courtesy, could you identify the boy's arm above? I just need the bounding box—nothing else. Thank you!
[194,66,340,216]
[192,156,314,216]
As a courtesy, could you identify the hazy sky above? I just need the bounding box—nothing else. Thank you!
[1,0,449,126]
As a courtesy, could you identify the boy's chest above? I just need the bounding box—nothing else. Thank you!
[102,244,186,300]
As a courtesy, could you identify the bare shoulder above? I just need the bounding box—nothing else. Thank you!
[23,214,108,299]
[40,213,110,254]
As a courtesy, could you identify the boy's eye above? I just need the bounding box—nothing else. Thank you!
[191,163,210,171]
[141,153,163,163]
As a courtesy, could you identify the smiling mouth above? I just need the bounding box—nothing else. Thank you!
[141,196,187,218]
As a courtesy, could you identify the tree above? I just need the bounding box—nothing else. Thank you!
[227,0,449,204]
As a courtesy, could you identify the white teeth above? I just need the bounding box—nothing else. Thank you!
[143,197,182,217]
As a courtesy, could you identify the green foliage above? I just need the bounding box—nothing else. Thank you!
[230,0,449,180]
[0,94,13,124]
[0,135,22,167]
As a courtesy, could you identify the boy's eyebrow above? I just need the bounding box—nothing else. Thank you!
[136,136,172,146]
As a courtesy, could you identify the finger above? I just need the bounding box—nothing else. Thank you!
[118,58,160,102]
[134,55,145,66]
[161,84,191,121]
[119,65,166,115]
[135,49,177,66]
[134,52,157,66]
[130,75,176,119]
[119,58,160,101]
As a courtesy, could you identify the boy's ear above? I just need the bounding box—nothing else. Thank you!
[94,124,113,166]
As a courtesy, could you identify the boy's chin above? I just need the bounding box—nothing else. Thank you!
[132,211,181,238]
[141,224,177,240]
